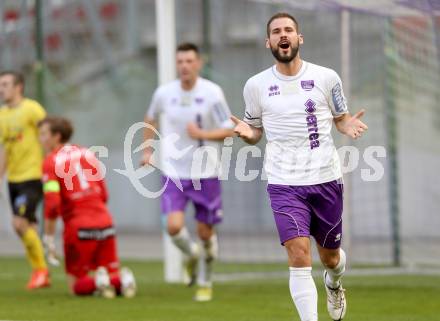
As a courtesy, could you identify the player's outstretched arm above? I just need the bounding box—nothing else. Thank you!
[334,109,368,139]
[230,115,263,145]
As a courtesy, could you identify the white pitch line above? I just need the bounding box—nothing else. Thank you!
[1,268,438,283]
[214,267,440,282]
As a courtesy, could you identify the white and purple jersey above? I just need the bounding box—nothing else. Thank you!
[243,61,348,186]
[147,78,233,179]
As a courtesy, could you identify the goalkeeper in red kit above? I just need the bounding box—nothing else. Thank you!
[38,116,136,298]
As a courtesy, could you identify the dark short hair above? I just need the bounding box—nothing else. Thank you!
[267,12,299,37]
[0,70,25,93]
[176,42,200,56]
[39,116,74,143]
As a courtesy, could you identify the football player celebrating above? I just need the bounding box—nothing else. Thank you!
[232,13,367,321]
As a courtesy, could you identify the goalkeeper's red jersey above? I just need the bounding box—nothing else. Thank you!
[42,144,113,228]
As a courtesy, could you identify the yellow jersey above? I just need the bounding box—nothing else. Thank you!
[0,98,46,183]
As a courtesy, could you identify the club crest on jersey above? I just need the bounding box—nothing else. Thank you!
[301,80,314,91]
[195,97,204,104]
[268,84,280,97]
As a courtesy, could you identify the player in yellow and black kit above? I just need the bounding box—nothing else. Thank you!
[0,71,50,289]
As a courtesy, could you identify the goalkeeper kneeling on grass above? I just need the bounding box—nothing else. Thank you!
[38,116,136,298]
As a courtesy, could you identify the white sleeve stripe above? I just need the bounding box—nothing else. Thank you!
[213,102,229,122]
[244,111,261,120]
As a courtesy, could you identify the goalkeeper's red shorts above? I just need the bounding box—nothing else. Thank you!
[63,225,120,278]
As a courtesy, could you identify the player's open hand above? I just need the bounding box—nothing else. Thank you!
[336,109,368,139]
[43,234,60,267]
[230,115,254,140]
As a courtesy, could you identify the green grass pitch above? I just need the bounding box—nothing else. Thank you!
[0,257,439,321]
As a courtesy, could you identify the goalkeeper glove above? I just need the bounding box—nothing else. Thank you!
[43,234,60,267]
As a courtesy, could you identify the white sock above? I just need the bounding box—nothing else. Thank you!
[203,233,218,261]
[171,228,198,258]
[325,248,346,289]
[289,267,318,321]
[198,234,218,287]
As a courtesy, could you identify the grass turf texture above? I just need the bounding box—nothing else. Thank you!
[0,257,439,321]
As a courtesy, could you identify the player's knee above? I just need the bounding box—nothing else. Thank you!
[285,241,311,265]
[167,223,183,236]
[197,225,213,241]
[321,252,340,269]
[12,217,28,236]
[288,247,310,259]
[199,233,211,242]
[167,212,185,236]
[12,220,21,235]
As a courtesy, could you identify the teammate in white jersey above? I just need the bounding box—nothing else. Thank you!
[142,43,234,302]
[232,13,368,321]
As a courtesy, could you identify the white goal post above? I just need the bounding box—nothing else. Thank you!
[155,0,183,283]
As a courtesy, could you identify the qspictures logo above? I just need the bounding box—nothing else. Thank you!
[53,122,386,198]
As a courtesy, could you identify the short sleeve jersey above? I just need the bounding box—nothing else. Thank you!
[0,98,46,183]
[147,78,233,179]
[243,61,348,185]
[42,144,112,228]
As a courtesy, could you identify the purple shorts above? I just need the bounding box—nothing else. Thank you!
[267,179,343,249]
[161,176,223,225]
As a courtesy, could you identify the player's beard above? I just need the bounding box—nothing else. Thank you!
[270,39,300,64]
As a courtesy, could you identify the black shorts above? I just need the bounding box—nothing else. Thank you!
[8,180,43,223]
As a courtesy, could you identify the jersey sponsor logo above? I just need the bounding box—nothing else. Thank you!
[77,227,116,241]
[301,80,314,91]
[3,129,24,143]
[304,99,320,150]
[196,114,204,147]
[268,84,281,97]
[331,83,346,113]
[14,194,28,208]
[14,195,28,216]
[305,99,316,114]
